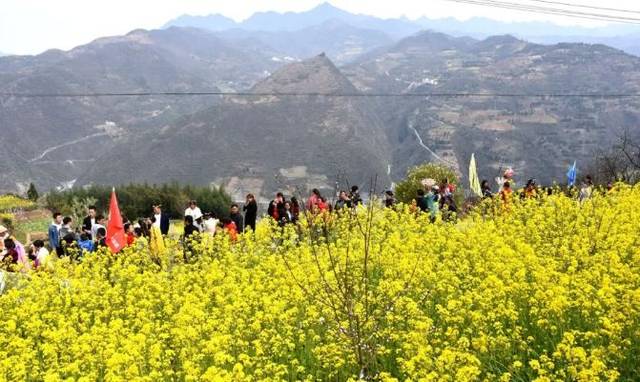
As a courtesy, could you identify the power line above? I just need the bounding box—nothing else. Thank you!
[525,0,640,15]
[442,0,640,23]
[440,0,640,24]
[2,91,640,98]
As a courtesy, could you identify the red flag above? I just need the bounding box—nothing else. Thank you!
[106,188,126,253]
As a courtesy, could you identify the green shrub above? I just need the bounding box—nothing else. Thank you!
[46,183,232,221]
[395,163,462,204]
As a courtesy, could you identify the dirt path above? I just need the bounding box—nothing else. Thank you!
[28,132,108,162]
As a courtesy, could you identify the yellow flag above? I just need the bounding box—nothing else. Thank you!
[469,153,482,197]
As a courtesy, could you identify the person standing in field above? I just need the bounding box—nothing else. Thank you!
[31,240,52,271]
[290,197,301,221]
[91,214,107,240]
[229,204,244,233]
[95,228,107,249]
[78,233,95,255]
[124,223,135,246]
[579,175,594,202]
[0,227,30,272]
[82,206,97,239]
[243,194,258,232]
[268,192,285,221]
[441,179,456,197]
[524,179,538,199]
[59,217,76,242]
[279,201,297,226]
[384,190,396,208]
[349,186,362,206]
[148,216,166,258]
[425,186,440,222]
[500,181,514,210]
[221,218,238,242]
[48,212,63,254]
[183,215,199,240]
[481,180,493,198]
[185,200,203,222]
[334,191,352,211]
[306,189,322,211]
[317,197,329,212]
[1,238,19,271]
[182,215,200,261]
[415,189,428,213]
[152,204,170,236]
[203,213,219,236]
[440,194,458,222]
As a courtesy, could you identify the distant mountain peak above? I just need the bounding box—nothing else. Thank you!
[309,2,345,14]
[126,28,149,36]
[89,29,156,47]
[393,30,475,52]
[252,53,357,94]
[481,34,522,45]
[315,2,337,9]
[162,13,238,30]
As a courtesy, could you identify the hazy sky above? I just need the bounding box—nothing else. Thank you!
[1,0,639,55]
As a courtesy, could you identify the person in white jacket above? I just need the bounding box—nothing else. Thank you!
[185,200,203,221]
[202,213,219,236]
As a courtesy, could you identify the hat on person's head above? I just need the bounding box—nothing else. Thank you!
[0,225,8,234]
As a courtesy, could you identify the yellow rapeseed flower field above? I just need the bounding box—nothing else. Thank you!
[0,196,35,213]
[0,185,639,381]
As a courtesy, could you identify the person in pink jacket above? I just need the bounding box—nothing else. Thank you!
[306,189,322,211]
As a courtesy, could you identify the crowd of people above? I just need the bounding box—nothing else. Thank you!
[0,171,601,272]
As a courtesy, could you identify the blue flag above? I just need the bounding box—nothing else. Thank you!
[567,161,577,187]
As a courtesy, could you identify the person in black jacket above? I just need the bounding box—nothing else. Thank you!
[334,191,352,211]
[267,192,286,221]
[152,204,170,236]
[384,190,396,208]
[278,201,297,226]
[481,180,493,198]
[350,186,362,206]
[415,189,428,213]
[229,204,244,233]
[95,227,107,249]
[82,206,97,239]
[243,194,258,232]
[183,215,199,239]
[182,215,200,262]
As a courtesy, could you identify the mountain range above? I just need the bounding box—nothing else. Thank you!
[165,3,419,38]
[165,2,640,56]
[78,55,392,198]
[0,27,279,194]
[343,32,640,184]
[3,6,640,200]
